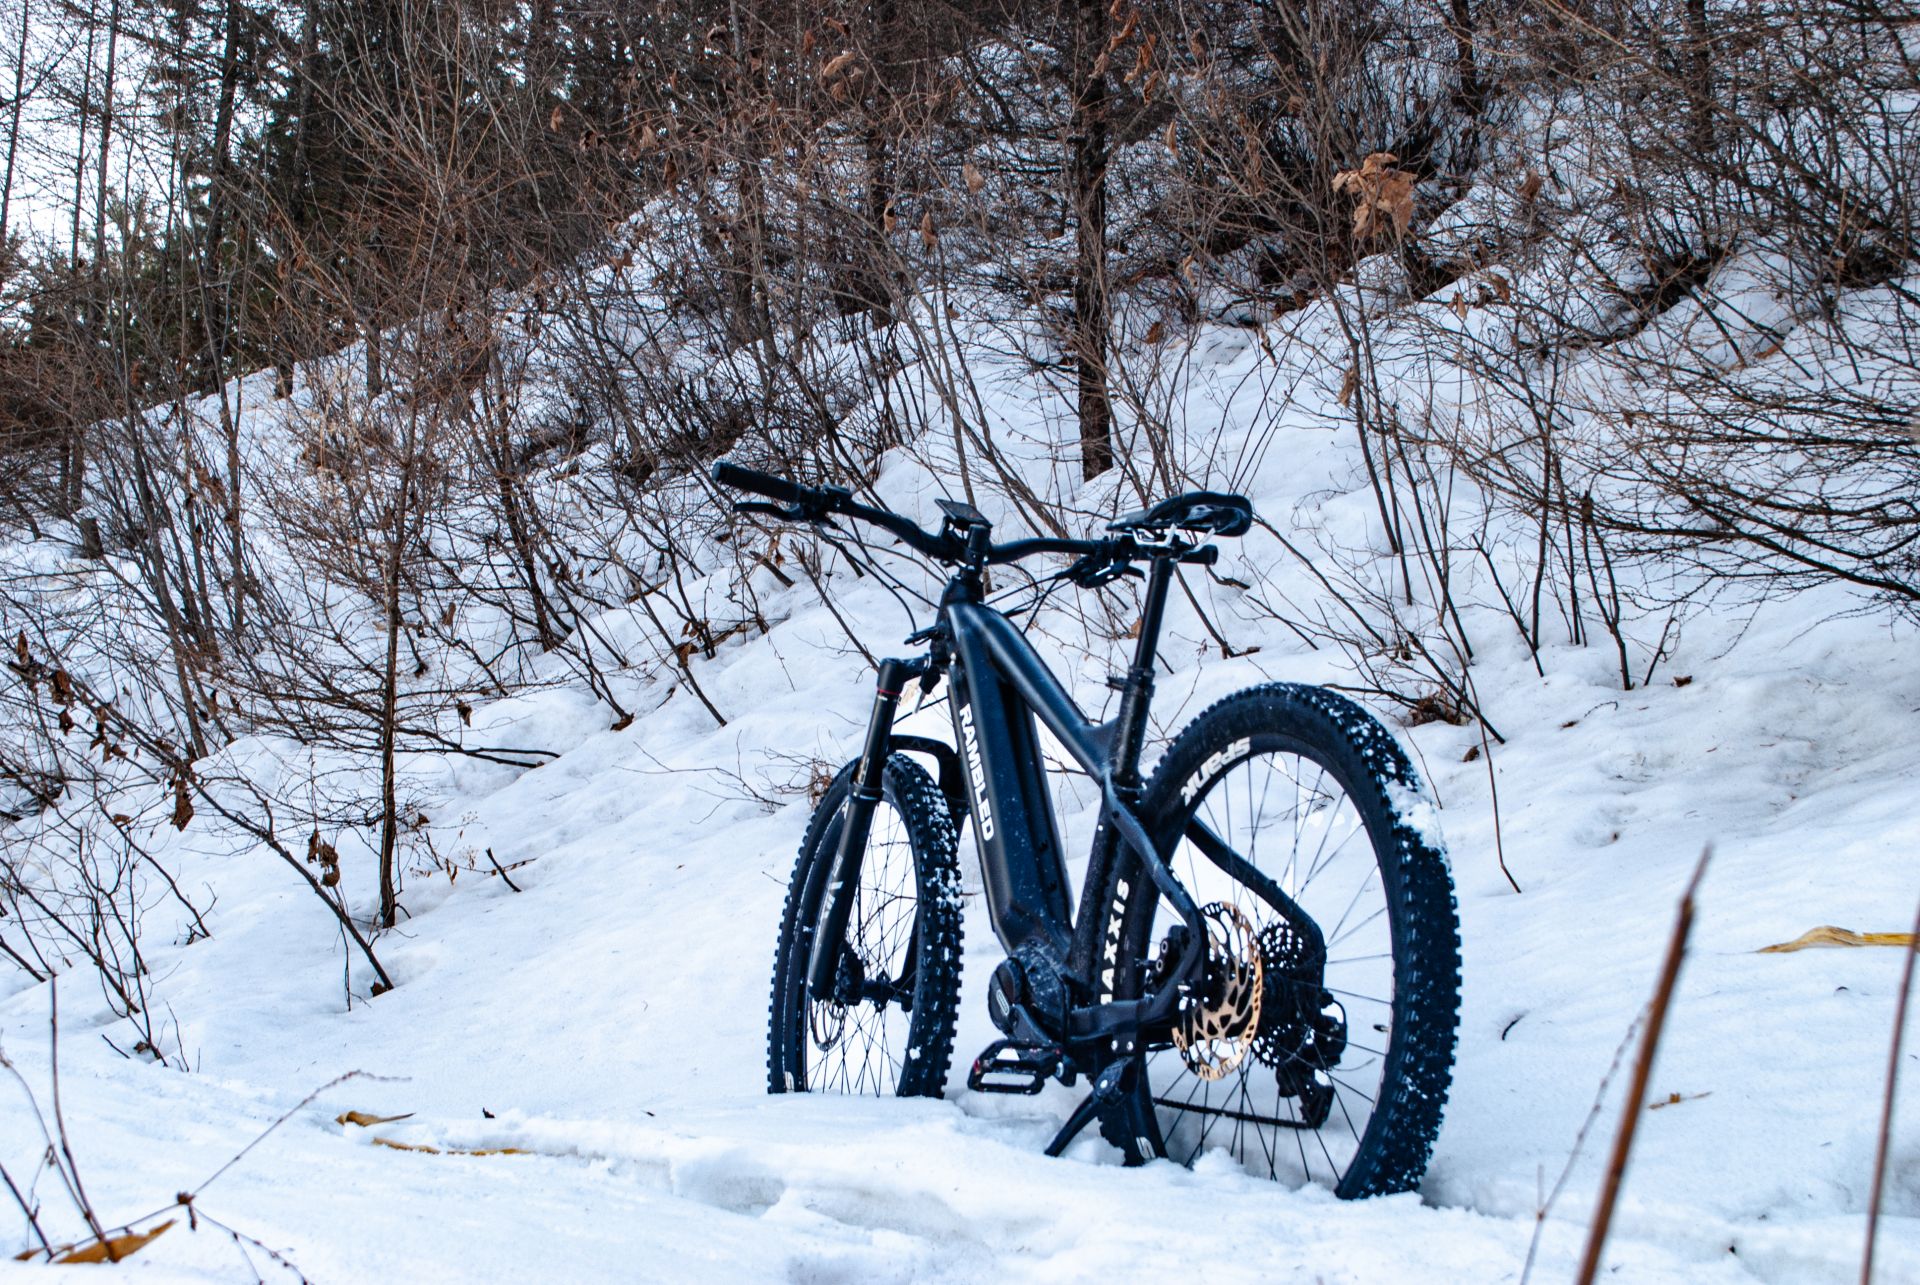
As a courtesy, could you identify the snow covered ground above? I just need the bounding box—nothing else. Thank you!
[3,289,1918,1281]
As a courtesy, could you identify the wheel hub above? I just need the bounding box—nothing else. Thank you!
[1172,902,1265,1081]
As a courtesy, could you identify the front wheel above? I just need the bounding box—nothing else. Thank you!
[767,753,963,1097]
[1097,684,1461,1197]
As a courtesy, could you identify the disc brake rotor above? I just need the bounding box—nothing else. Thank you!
[1172,902,1265,1081]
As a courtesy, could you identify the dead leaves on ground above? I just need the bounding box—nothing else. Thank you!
[1758,925,1916,953]
[14,1219,176,1264]
[370,1137,527,1157]
[339,1108,526,1158]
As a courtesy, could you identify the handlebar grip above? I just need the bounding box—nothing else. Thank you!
[712,459,807,506]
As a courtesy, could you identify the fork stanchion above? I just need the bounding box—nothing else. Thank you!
[805,658,913,1001]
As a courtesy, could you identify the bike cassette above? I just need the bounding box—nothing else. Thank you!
[968,1039,1063,1095]
[1172,902,1265,1081]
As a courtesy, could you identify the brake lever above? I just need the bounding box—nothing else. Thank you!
[1066,553,1144,588]
[734,499,840,526]
[734,500,797,520]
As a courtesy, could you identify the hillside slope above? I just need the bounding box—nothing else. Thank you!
[3,285,1917,1282]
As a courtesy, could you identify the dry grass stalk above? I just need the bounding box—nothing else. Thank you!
[1575,846,1711,1285]
[1861,894,1920,1285]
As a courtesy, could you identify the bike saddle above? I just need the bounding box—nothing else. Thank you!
[1109,491,1254,538]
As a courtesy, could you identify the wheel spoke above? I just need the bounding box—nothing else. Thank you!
[1129,739,1430,1194]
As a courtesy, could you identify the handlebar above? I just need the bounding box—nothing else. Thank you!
[711,461,813,508]
[710,459,1217,572]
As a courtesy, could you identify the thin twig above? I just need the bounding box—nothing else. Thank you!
[1521,1002,1644,1283]
[1575,846,1711,1285]
[484,847,522,893]
[0,1157,54,1258]
[1861,893,1920,1285]
[1471,680,1521,894]
[47,983,110,1248]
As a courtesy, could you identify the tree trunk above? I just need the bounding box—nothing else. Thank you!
[0,0,30,248]
[1447,0,1483,164]
[275,1,318,400]
[376,444,418,930]
[1070,0,1113,480]
[1684,0,1714,154]
[92,0,121,276]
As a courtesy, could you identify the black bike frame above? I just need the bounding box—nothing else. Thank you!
[806,549,1210,1052]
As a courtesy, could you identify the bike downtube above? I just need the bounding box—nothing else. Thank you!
[806,659,912,1001]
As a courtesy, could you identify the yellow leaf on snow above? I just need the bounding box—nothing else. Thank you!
[49,1219,175,1264]
[336,1109,416,1127]
[1758,925,1916,953]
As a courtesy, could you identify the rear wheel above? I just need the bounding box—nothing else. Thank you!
[767,754,963,1097]
[1098,684,1460,1197]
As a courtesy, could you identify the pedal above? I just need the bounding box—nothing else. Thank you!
[967,1039,1062,1095]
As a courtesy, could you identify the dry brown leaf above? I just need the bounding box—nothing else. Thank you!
[52,1220,176,1264]
[882,200,897,234]
[337,1109,416,1127]
[1163,118,1178,153]
[919,209,938,248]
[1332,152,1417,243]
[963,162,985,195]
[1759,926,1916,953]
[820,50,857,81]
[1518,168,1544,203]
[1489,273,1512,303]
[1337,367,1359,407]
[371,1136,527,1157]
[171,779,194,831]
[1144,320,1165,345]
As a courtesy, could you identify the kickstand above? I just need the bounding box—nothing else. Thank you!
[1044,1057,1133,1158]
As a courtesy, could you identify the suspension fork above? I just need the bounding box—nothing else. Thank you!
[806,657,919,1001]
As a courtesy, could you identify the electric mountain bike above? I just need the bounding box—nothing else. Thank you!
[714,460,1460,1198]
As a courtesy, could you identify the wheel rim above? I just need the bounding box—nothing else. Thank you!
[1137,747,1396,1189]
[801,795,922,1095]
